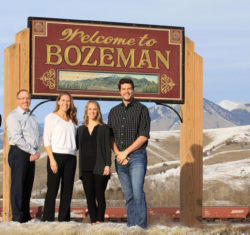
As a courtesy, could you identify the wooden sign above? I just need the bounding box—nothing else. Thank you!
[28,17,184,103]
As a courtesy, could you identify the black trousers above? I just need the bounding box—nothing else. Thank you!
[43,153,76,222]
[81,171,109,223]
[8,145,35,223]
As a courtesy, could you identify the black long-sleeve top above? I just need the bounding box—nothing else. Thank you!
[76,124,111,179]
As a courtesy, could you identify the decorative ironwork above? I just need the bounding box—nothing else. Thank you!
[161,74,175,94]
[40,69,56,89]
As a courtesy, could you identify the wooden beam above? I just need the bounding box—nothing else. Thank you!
[2,28,30,221]
[3,43,20,221]
[15,28,30,90]
[180,37,203,227]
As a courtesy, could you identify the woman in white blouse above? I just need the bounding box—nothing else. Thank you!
[42,91,78,222]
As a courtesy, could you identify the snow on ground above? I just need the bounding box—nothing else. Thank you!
[39,152,47,159]
[150,130,180,139]
[203,125,250,152]
[204,149,250,162]
[203,158,250,190]
[0,220,249,235]
[147,160,179,170]
[146,158,250,191]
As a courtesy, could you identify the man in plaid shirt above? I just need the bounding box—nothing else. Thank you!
[108,78,150,229]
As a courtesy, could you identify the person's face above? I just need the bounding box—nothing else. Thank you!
[87,103,98,121]
[17,91,31,112]
[120,83,134,102]
[57,95,71,112]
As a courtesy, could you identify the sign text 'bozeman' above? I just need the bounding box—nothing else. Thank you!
[29,17,184,103]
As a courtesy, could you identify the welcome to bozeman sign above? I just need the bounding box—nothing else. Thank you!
[28,17,184,103]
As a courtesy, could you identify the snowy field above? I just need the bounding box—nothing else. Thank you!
[0,220,250,235]
[1,126,250,233]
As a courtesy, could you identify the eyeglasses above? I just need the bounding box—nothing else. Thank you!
[18,97,31,101]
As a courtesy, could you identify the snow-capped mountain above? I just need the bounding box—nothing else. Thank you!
[149,98,250,131]
[218,100,250,112]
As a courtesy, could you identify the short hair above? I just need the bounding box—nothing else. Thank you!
[118,78,134,90]
[16,89,30,98]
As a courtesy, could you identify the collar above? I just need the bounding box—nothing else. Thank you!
[121,98,136,108]
[17,106,30,115]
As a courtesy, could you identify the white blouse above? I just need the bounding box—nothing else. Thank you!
[43,113,77,156]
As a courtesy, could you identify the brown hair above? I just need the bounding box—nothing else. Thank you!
[54,91,78,125]
[83,100,103,126]
[118,78,134,90]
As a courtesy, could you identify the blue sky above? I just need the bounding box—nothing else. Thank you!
[0,0,250,122]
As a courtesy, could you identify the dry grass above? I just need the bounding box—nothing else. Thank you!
[204,180,250,206]
[204,150,250,165]
[0,220,249,235]
[1,129,250,208]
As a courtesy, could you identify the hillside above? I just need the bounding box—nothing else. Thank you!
[1,125,250,207]
[149,98,250,131]
[58,74,158,93]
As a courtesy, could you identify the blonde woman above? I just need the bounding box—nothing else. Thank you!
[43,92,78,221]
[76,101,111,225]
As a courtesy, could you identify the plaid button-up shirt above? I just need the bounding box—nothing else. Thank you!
[108,99,150,151]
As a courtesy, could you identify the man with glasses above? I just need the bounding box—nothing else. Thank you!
[6,89,40,222]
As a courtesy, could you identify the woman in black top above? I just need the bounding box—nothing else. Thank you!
[76,100,111,225]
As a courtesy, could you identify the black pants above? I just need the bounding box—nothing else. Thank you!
[43,153,76,221]
[81,171,109,223]
[8,145,35,223]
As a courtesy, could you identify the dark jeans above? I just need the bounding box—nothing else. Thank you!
[43,153,76,222]
[81,171,109,223]
[8,145,35,223]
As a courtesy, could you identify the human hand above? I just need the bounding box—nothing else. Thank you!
[116,151,126,164]
[30,152,40,161]
[117,151,130,165]
[121,158,129,165]
[50,158,58,174]
[103,166,110,175]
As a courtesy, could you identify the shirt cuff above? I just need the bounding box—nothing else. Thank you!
[30,149,36,155]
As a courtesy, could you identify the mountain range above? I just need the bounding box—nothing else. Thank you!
[59,74,158,93]
[0,99,250,142]
[149,98,250,131]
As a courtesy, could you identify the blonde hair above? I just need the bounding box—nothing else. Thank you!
[54,91,78,125]
[83,101,103,126]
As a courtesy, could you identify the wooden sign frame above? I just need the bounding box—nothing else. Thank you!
[28,17,185,103]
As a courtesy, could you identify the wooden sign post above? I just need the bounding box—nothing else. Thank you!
[3,26,203,227]
[180,37,203,226]
[3,28,29,221]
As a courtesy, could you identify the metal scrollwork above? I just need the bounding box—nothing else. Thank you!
[161,74,175,94]
[40,69,56,89]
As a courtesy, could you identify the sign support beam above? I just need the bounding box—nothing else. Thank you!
[2,28,30,221]
[180,37,203,227]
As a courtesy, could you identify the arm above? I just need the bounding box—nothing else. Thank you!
[76,127,79,150]
[45,145,58,174]
[117,136,148,165]
[43,114,58,174]
[30,116,41,161]
[110,136,120,156]
[103,126,111,175]
[7,114,37,155]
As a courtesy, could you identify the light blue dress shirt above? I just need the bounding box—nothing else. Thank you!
[7,106,41,155]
